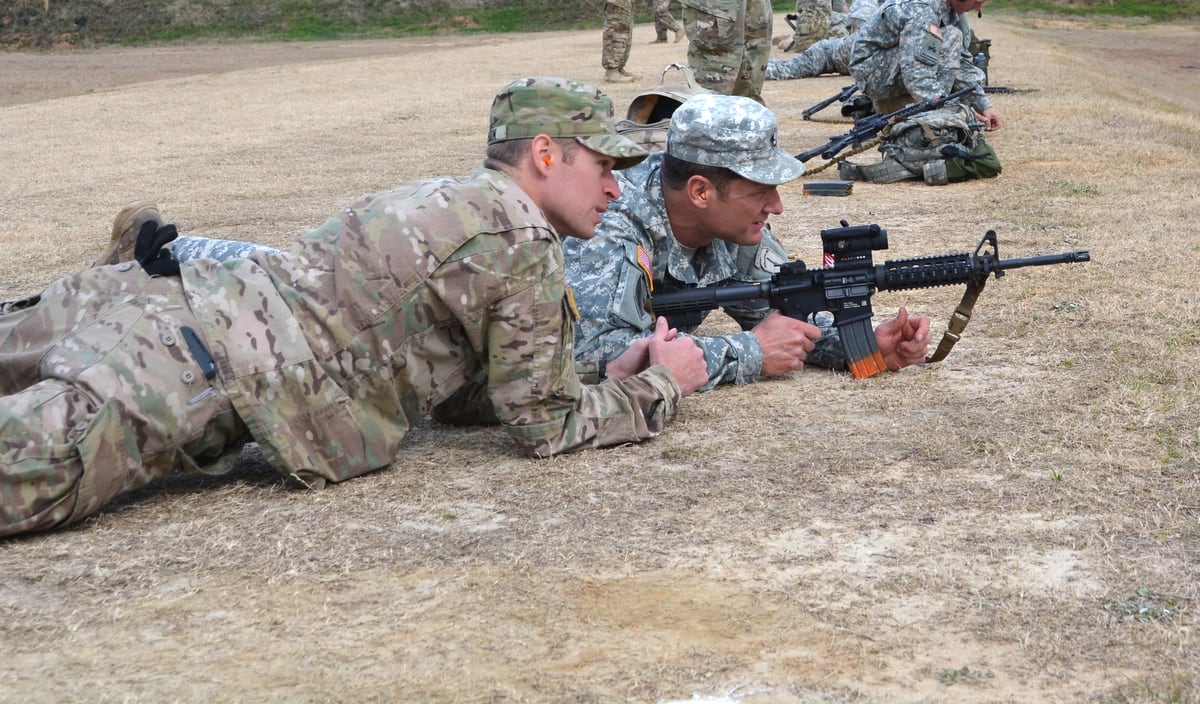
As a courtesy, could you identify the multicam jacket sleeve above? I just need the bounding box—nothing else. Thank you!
[433,212,683,458]
[181,167,684,485]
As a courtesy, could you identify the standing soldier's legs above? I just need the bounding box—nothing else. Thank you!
[789,0,832,54]
[0,270,248,537]
[683,1,744,96]
[737,0,773,103]
[651,0,684,42]
[652,0,669,41]
[602,0,636,81]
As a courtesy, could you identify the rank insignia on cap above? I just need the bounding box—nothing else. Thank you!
[636,245,654,292]
[927,23,943,40]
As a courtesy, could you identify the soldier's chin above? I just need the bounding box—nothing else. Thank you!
[572,223,599,240]
[582,214,604,235]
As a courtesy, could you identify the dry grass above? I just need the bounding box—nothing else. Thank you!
[1,12,1199,704]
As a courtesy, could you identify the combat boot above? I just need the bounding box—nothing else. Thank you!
[674,28,684,43]
[93,200,162,267]
[604,69,635,83]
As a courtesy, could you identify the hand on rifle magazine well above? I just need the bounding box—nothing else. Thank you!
[874,306,932,371]
[753,311,823,375]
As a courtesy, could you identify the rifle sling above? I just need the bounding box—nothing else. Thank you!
[926,277,986,364]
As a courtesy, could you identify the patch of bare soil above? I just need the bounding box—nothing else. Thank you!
[1,12,1199,704]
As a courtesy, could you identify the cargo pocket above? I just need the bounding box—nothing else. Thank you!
[67,396,144,524]
[0,383,142,536]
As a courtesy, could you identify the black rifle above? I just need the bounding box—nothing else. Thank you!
[796,86,973,163]
[802,84,858,120]
[985,85,1040,95]
[648,223,1090,379]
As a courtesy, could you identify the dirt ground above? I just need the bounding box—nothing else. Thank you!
[1,12,1199,704]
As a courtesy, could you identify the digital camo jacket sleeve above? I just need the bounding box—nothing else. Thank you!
[849,0,990,113]
[563,156,846,390]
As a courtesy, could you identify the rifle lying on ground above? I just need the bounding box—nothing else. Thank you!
[648,222,1090,379]
[803,84,858,120]
[796,86,972,163]
[984,85,1040,95]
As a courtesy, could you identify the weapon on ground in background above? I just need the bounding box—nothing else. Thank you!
[795,87,972,163]
[802,84,859,120]
[985,85,1040,95]
[648,223,1091,379]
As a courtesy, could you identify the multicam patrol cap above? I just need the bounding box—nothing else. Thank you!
[488,76,649,170]
[666,94,805,185]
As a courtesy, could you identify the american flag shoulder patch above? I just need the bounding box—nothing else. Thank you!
[636,245,654,292]
[927,23,943,40]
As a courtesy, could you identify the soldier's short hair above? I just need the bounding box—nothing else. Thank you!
[485,138,583,169]
[660,153,739,193]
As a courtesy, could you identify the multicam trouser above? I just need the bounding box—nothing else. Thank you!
[787,0,833,54]
[680,0,772,103]
[0,264,250,537]
[602,0,634,70]
[652,0,684,39]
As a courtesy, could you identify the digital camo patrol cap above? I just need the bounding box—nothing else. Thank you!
[488,77,649,170]
[666,93,805,185]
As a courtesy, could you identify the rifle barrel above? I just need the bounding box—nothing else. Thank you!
[994,251,1092,271]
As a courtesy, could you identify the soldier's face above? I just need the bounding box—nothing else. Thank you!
[543,144,622,239]
[706,177,784,247]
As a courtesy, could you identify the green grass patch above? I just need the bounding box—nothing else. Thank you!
[999,0,1200,20]
[1105,588,1182,622]
[938,666,995,686]
[5,0,1198,48]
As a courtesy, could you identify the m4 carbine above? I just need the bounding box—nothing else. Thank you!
[648,223,1091,379]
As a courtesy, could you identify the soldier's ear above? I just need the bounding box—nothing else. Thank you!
[686,175,712,207]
